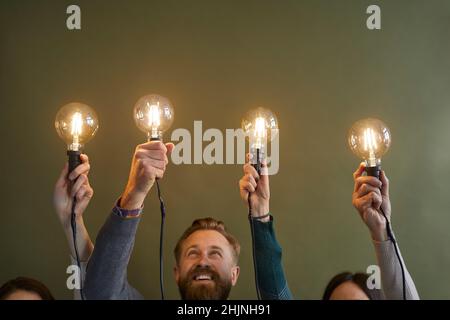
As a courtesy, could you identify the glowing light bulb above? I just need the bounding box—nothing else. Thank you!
[241,107,278,172]
[134,94,174,141]
[348,117,391,178]
[55,102,99,152]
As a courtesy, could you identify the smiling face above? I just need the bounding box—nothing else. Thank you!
[174,230,240,300]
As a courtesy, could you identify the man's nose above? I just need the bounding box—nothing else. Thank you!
[196,252,211,267]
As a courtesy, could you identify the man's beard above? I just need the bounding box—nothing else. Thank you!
[178,265,232,300]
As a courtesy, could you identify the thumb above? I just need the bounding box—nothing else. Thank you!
[165,142,175,155]
[353,162,366,180]
[239,186,249,203]
[380,170,389,197]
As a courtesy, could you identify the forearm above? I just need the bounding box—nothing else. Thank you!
[66,219,92,300]
[84,207,143,300]
[373,235,420,300]
[252,216,293,300]
[64,217,94,262]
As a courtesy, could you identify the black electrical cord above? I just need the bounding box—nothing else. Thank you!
[248,194,262,300]
[248,148,262,300]
[155,179,166,300]
[150,137,167,300]
[67,151,84,300]
[367,166,406,300]
[379,207,406,300]
[70,198,85,300]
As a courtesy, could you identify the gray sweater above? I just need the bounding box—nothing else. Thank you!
[84,211,144,299]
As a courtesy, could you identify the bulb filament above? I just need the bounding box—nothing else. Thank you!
[147,102,161,139]
[254,117,266,149]
[363,127,378,164]
[71,112,83,149]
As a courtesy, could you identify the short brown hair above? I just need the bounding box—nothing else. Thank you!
[174,217,240,265]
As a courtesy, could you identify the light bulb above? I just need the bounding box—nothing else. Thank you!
[347,117,391,178]
[55,102,99,152]
[133,94,175,141]
[241,107,278,171]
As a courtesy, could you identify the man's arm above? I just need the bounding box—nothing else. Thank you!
[84,205,144,300]
[239,157,293,300]
[84,141,174,300]
[252,216,293,300]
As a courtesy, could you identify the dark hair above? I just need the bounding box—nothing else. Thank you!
[174,217,240,265]
[322,272,383,300]
[0,277,54,300]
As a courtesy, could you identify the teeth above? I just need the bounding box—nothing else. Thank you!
[195,274,212,280]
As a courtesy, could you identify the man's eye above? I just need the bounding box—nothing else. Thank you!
[210,251,222,257]
[188,251,199,257]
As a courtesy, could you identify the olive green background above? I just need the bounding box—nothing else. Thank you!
[1,0,450,299]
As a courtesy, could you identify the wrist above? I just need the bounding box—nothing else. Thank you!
[250,204,270,219]
[62,215,84,231]
[251,213,271,223]
[371,227,389,242]
[120,189,147,210]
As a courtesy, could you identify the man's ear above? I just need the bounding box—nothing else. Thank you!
[174,265,180,284]
[231,265,240,286]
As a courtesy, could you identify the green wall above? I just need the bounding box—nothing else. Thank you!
[1,0,450,299]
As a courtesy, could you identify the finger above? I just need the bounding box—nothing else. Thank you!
[239,178,254,192]
[243,163,259,180]
[80,153,89,164]
[75,186,94,215]
[246,174,257,189]
[56,162,69,187]
[142,158,166,171]
[241,181,256,193]
[354,194,374,212]
[354,176,382,193]
[165,143,175,155]
[136,149,168,163]
[353,162,366,182]
[380,170,389,197]
[372,192,383,210]
[354,198,372,213]
[75,185,88,202]
[68,161,91,181]
[359,192,382,210]
[76,185,93,201]
[70,174,88,197]
[355,183,381,199]
[138,141,167,153]
[361,191,382,211]
[153,167,165,179]
[239,180,249,200]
